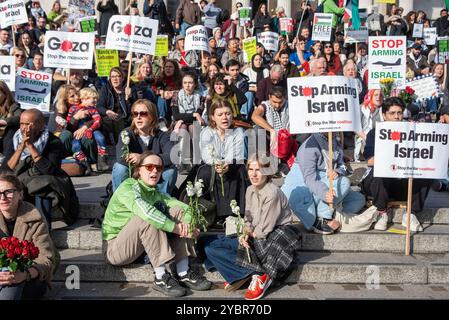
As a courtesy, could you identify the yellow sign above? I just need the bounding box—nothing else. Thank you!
[243,37,257,63]
[96,49,119,77]
[154,35,168,57]
[376,0,396,4]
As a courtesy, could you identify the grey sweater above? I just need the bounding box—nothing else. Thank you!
[297,133,349,201]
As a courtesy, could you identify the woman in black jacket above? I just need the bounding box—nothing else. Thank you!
[96,67,134,145]
[0,81,22,155]
[97,0,119,38]
[253,3,272,37]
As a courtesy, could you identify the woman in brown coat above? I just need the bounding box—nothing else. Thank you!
[0,173,57,300]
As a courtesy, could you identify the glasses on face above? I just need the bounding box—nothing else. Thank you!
[0,189,17,199]
[15,54,25,58]
[110,75,122,79]
[132,111,149,118]
[140,164,163,173]
[325,45,332,48]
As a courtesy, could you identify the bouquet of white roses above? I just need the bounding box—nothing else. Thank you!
[230,200,251,263]
[185,179,208,237]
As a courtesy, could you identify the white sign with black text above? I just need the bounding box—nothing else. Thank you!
[0,0,28,29]
[258,32,279,52]
[374,122,449,179]
[287,76,361,134]
[185,25,210,52]
[0,56,15,91]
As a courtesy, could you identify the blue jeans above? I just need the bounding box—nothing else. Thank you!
[281,163,366,230]
[35,196,53,230]
[180,22,192,36]
[112,162,177,195]
[157,96,168,120]
[72,130,107,154]
[0,279,47,300]
[201,235,254,284]
[241,92,255,121]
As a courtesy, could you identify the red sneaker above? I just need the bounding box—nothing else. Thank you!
[244,274,272,300]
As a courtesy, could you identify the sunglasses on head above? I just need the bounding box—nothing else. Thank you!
[141,164,164,172]
[132,111,149,118]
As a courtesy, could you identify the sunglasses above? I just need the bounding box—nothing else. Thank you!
[15,54,25,58]
[140,164,164,172]
[132,111,149,118]
[324,45,332,48]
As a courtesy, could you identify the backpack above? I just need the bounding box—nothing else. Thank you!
[91,180,113,228]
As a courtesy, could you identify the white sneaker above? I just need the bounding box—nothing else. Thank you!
[374,211,389,231]
[159,119,168,132]
[402,213,423,232]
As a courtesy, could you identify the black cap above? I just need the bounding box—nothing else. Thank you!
[411,43,422,50]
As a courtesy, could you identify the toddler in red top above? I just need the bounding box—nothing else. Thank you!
[66,88,108,169]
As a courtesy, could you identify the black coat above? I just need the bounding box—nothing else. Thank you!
[97,0,119,37]
[254,14,272,35]
[96,82,133,120]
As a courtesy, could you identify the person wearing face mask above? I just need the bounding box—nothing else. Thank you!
[406,43,431,77]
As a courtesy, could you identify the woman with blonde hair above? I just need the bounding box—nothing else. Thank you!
[0,81,21,155]
[112,99,176,193]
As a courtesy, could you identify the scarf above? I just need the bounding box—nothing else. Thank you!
[13,128,49,161]
[177,89,201,114]
[264,101,289,131]
[251,55,265,83]
[408,52,424,70]
[311,133,341,171]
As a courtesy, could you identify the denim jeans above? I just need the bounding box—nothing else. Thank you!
[35,196,53,230]
[72,130,107,155]
[200,235,253,284]
[59,130,98,163]
[0,279,47,300]
[241,92,255,121]
[180,22,192,36]
[112,162,177,195]
[281,163,366,230]
[157,96,168,120]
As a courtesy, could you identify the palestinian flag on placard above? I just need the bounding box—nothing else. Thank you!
[344,0,361,30]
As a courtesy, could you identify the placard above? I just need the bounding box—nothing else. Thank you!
[243,37,257,63]
[258,32,279,52]
[96,49,119,77]
[79,16,97,33]
[185,25,209,52]
[438,37,449,64]
[15,68,52,112]
[279,18,293,35]
[287,76,361,134]
[238,7,252,27]
[312,13,333,41]
[423,27,437,46]
[374,122,449,179]
[105,15,159,55]
[0,56,15,91]
[154,35,168,57]
[0,0,28,28]
[44,31,95,70]
[368,36,407,89]
[412,24,424,38]
[344,24,369,43]
[406,75,442,102]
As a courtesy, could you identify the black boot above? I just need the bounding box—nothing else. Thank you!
[97,155,110,172]
[81,161,92,176]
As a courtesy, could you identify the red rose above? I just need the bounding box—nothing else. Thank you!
[14,247,22,256]
[31,247,39,259]
[21,240,29,247]
[22,249,30,259]
[11,237,20,247]
[405,87,415,94]
[7,251,15,259]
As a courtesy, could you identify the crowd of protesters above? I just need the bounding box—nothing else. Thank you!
[1,0,449,300]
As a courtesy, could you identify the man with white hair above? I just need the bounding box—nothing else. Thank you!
[255,64,286,105]
[309,57,328,76]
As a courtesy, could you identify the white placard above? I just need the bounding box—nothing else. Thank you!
[287,76,362,134]
[44,31,95,69]
[423,27,437,46]
[105,15,159,55]
[374,122,449,179]
[344,24,369,43]
[406,75,442,102]
[0,56,15,91]
[258,31,279,52]
[368,36,407,90]
[412,23,424,38]
[185,25,209,52]
[15,68,52,112]
[312,13,333,41]
[0,0,28,28]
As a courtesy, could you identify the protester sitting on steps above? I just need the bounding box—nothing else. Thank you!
[102,151,212,298]
[361,97,434,232]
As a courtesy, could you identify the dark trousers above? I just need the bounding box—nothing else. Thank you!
[0,279,47,300]
[361,169,433,213]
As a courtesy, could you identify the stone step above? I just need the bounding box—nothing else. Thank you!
[51,220,449,254]
[54,249,449,285]
[52,201,449,224]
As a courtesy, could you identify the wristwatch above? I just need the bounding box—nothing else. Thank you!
[25,268,32,282]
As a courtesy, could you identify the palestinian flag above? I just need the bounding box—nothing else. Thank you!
[344,0,361,30]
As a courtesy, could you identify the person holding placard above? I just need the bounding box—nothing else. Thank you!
[168,35,200,69]
[293,1,313,37]
[361,97,433,232]
[281,132,366,235]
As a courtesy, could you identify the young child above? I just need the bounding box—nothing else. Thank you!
[66,87,109,174]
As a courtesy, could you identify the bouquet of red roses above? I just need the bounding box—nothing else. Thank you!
[398,86,418,105]
[0,237,39,272]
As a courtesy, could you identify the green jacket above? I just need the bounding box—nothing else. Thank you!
[323,0,345,29]
[102,178,191,241]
